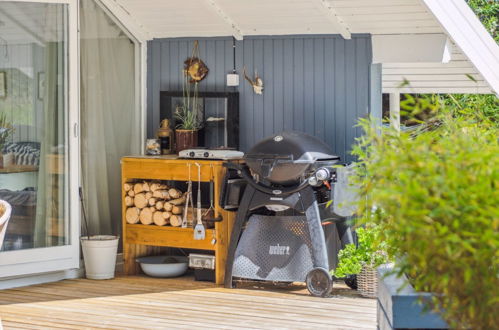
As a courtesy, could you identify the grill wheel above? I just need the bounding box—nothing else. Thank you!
[306,268,333,297]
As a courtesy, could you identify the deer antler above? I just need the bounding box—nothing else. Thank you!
[243,66,264,95]
[243,66,254,85]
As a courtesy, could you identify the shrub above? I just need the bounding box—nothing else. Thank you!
[352,97,499,329]
[331,225,389,278]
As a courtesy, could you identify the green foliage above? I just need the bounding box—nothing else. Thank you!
[444,93,499,123]
[0,112,14,151]
[331,225,389,278]
[174,72,202,130]
[352,97,499,329]
[467,0,499,42]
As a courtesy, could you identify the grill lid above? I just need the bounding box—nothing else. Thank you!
[244,131,339,185]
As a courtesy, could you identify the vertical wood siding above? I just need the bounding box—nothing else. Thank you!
[148,35,374,162]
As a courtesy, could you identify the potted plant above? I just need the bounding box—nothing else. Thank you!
[174,78,202,152]
[174,52,206,152]
[0,112,14,168]
[331,225,389,298]
[79,187,119,280]
[352,95,499,329]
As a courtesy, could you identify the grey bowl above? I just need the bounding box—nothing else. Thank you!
[136,256,188,278]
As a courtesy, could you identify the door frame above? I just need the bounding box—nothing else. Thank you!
[0,0,147,280]
[97,0,148,148]
[0,0,80,278]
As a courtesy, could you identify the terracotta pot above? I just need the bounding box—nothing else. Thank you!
[175,130,198,152]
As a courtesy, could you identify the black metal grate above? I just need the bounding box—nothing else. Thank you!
[232,215,314,282]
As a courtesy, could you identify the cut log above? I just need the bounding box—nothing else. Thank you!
[148,197,157,206]
[134,183,144,194]
[153,211,170,226]
[134,193,148,209]
[142,181,150,192]
[155,200,164,210]
[164,202,173,211]
[125,196,134,207]
[172,205,184,215]
[152,190,169,200]
[125,207,140,224]
[145,192,153,200]
[169,214,182,227]
[168,188,182,199]
[139,207,153,225]
[170,195,186,206]
[162,211,172,219]
[128,190,135,197]
[150,183,159,192]
[124,183,132,192]
[150,183,167,192]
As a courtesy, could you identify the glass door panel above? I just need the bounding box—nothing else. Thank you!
[0,2,69,253]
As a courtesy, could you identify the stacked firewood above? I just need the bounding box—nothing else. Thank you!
[124,181,185,226]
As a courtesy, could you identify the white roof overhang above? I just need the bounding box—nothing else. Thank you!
[106,0,499,95]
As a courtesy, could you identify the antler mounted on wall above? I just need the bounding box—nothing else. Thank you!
[243,66,263,95]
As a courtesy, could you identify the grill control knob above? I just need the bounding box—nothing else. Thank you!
[315,168,330,181]
[308,176,319,186]
[204,152,210,158]
[189,151,195,157]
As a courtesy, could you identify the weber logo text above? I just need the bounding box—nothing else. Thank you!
[269,244,290,256]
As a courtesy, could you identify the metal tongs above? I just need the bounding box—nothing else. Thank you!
[182,163,194,228]
[193,163,206,240]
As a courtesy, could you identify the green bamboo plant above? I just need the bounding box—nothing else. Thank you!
[351,95,499,329]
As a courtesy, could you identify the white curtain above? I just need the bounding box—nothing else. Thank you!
[80,0,140,237]
[34,4,66,248]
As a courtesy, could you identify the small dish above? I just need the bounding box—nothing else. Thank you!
[136,255,188,278]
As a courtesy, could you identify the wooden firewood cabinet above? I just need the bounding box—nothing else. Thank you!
[121,156,237,285]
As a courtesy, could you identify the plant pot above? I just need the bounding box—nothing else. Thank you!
[0,152,14,168]
[358,265,378,298]
[175,129,198,152]
[81,235,119,280]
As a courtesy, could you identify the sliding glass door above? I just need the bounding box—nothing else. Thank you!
[0,0,79,277]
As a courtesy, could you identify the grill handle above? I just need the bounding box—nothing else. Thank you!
[224,162,310,195]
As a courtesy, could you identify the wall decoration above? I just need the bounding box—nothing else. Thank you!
[37,72,45,100]
[184,41,209,83]
[243,66,263,95]
[0,71,6,99]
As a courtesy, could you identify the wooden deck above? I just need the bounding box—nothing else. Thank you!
[0,276,376,329]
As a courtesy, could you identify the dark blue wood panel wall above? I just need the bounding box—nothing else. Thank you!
[147,35,376,162]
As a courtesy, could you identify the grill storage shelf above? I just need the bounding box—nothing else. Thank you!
[121,156,240,285]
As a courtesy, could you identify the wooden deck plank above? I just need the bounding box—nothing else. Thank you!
[0,276,376,329]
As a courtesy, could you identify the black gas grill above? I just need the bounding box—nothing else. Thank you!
[222,131,355,297]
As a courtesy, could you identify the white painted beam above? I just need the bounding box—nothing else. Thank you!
[316,0,351,39]
[98,0,152,42]
[373,34,452,63]
[421,0,499,94]
[390,93,400,131]
[203,0,243,40]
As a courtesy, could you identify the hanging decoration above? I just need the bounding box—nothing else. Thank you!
[184,40,209,83]
[243,66,264,95]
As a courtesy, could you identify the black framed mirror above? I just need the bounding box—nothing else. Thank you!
[160,91,239,149]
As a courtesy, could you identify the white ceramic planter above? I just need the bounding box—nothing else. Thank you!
[0,200,12,250]
[81,235,119,280]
